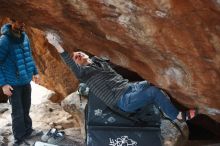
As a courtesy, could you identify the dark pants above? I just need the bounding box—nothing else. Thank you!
[9,83,32,141]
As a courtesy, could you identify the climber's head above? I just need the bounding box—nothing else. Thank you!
[72,51,91,66]
[10,18,25,32]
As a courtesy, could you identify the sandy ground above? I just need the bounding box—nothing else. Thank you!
[0,82,84,146]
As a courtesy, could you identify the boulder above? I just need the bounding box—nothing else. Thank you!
[61,92,188,145]
[0,0,219,135]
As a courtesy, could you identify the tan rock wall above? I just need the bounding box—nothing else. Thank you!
[0,0,219,122]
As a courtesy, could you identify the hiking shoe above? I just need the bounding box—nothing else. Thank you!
[26,129,43,139]
[182,109,198,121]
[186,109,198,120]
[41,128,58,142]
[12,139,23,146]
[47,131,65,145]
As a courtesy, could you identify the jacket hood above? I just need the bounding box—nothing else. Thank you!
[1,23,11,35]
[1,23,25,43]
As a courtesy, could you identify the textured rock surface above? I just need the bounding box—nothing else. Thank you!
[61,92,88,139]
[61,92,189,146]
[0,0,219,128]
[0,94,188,146]
[161,120,188,146]
[0,102,84,146]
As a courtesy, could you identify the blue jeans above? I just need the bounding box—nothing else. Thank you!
[117,81,179,120]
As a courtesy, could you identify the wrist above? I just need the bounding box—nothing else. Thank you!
[56,45,64,53]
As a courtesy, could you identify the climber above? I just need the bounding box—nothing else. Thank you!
[0,19,43,146]
[51,41,195,123]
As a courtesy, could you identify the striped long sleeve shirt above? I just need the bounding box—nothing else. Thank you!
[60,51,130,108]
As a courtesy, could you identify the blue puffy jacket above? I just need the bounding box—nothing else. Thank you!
[0,23,38,86]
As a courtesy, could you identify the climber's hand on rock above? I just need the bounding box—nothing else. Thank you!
[46,32,64,53]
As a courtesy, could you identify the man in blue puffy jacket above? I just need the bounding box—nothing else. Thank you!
[0,19,42,145]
